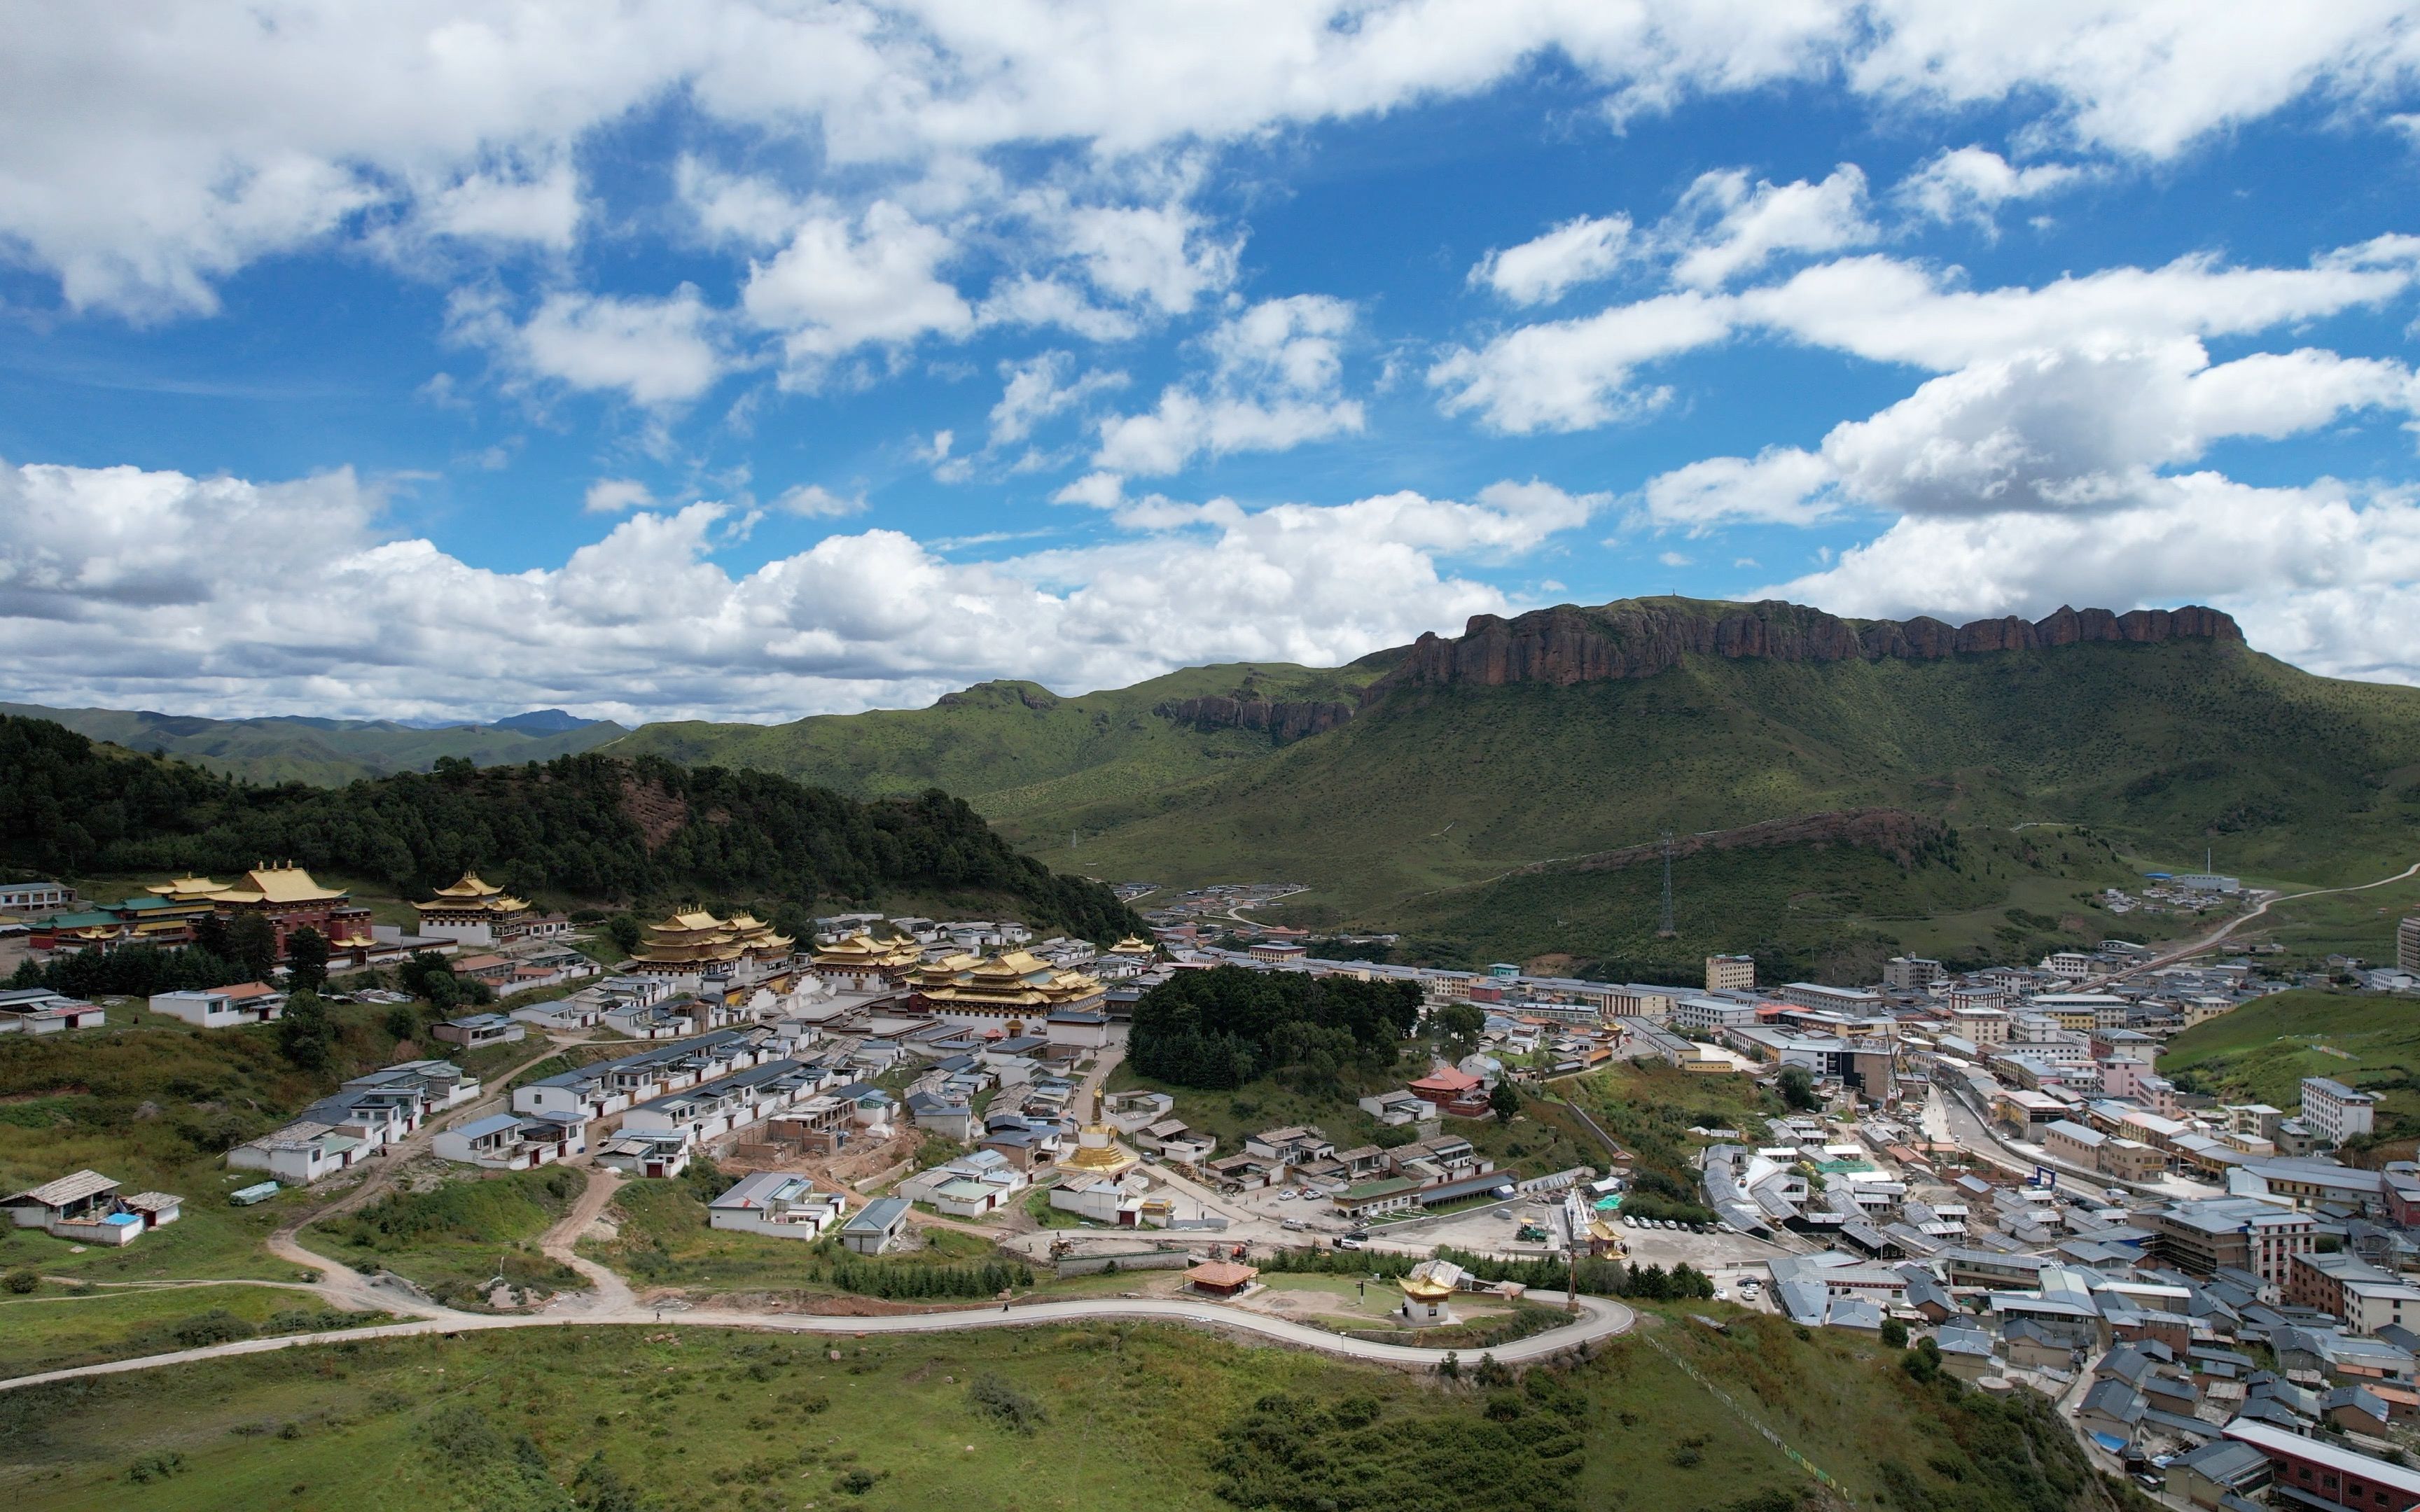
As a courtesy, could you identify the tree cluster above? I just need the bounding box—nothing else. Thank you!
[1128,966,1420,1089]
[0,715,1142,942]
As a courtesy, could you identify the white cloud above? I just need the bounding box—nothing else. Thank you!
[675,158,808,249]
[1434,235,2420,434]
[975,275,1141,342]
[1061,199,1237,316]
[0,456,1601,721]
[1762,472,2420,684]
[989,353,1128,447]
[423,158,583,248]
[1896,146,2083,231]
[772,483,866,517]
[1429,290,1730,433]
[1643,448,1839,528]
[1470,214,1632,306]
[583,478,656,513]
[8,5,2416,316]
[741,201,973,372]
[1641,341,2416,529]
[469,286,726,405]
[1094,295,1365,475]
[1660,164,1876,290]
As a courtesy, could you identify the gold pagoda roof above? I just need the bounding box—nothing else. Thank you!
[811,931,920,968]
[913,948,1104,1009]
[414,870,530,915]
[1107,936,1155,955]
[208,865,347,906]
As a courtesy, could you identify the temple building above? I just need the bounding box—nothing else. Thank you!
[908,948,1107,1026]
[807,931,924,993]
[627,908,797,990]
[204,865,373,962]
[1397,1259,1463,1326]
[412,872,536,946]
[1105,936,1157,962]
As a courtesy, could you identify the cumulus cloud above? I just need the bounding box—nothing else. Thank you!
[1470,214,1633,306]
[456,285,727,405]
[742,201,973,373]
[1641,342,2417,530]
[1093,295,1365,475]
[422,158,583,248]
[1433,234,2420,434]
[1762,473,2420,684]
[6,4,2416,316]
[989,352,1128,447]
[1896,146,2084,231]
[772,484,866,517]
[0,456,1601,720]
[1659,165,1876,290]
[583,478,656,513]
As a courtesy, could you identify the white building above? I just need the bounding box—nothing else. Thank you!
[0,881,71,914]
[148,987,286,1028]
[1674,995,1760,1032]
[708,1172,849,1239]
[2300,1077,2378,1147]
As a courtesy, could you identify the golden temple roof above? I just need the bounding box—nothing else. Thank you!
[1107,936,1155,955]
[414,870,530,915]
[207,865,347,906]
[145,876,226,899]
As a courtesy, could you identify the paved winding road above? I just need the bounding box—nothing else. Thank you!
[0,1288,1634,1393]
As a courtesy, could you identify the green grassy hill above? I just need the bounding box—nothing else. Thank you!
[604,657,1394,829]
[2160,988,2420,1142]
[0,702,627,786]
[599,603,2420,936]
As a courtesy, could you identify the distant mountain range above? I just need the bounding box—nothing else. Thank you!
[0,703,625,786]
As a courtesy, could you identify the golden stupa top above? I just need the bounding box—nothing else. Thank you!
[1107,936,1155,955]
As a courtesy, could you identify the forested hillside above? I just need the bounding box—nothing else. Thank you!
[0,716,1139,941]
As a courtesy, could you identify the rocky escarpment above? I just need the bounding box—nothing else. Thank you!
[1367,599,2241,699]
[1155,696,1356,745]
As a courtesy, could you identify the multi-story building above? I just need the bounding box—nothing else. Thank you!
[0,880,71,915]
[1674,995,1760,1032]
[2301,1077,2378,1147]
[2287,1250,2420,1336]
[1883,956,1945,991]
[2146,1196,2316,1284]
[1705,954,1755,993]
[2400,913,2420,975]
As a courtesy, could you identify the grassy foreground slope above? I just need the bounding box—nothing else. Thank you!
[0,703,625,787]
[0,1312,2129,1512]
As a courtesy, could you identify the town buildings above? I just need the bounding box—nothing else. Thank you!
[2302,1077,2379,1148]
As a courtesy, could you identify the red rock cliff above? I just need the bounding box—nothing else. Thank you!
[1364,599,2241,699]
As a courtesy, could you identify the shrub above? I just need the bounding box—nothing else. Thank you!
[4,1268,39,1294]
[125,1452,186,1484]
[966,1373,1049,1434]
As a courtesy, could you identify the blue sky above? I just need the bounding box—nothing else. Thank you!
[6,4,2420,722]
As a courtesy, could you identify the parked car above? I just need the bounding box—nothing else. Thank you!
[1335,1235,1364,1250]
